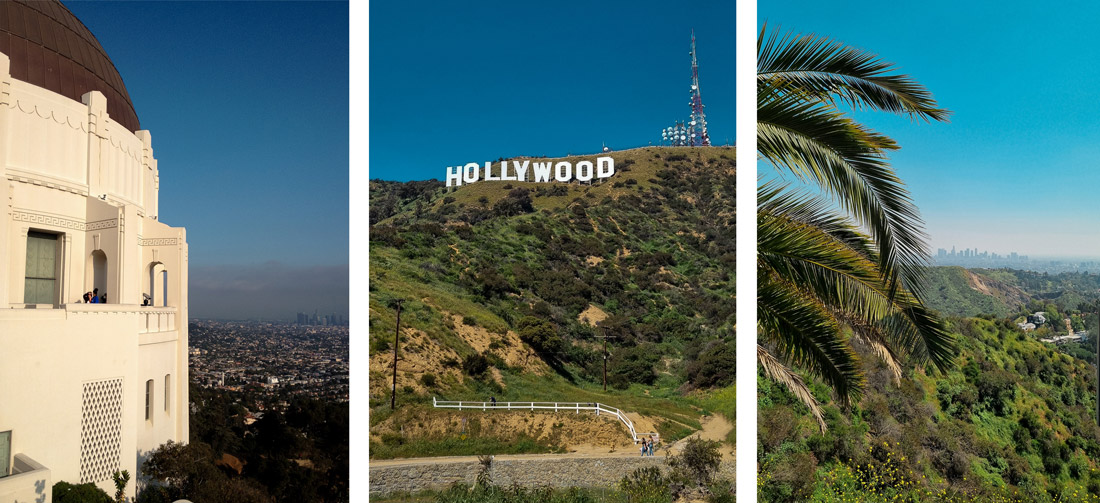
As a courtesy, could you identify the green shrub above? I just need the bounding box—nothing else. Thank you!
[53,481,112,503]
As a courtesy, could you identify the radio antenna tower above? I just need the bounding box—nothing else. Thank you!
[688,30,710,146]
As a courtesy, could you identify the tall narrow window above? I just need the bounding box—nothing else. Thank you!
[24,231,58,304]
[164,374,171,413]
[145,379,153,421]
[0,431,10,477]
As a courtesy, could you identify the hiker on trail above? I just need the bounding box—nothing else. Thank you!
[640,442,646,457]
[490,396,496,407]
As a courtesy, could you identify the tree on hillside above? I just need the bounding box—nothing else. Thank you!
[757,25,955,430]
[516,316,563,355]
[139,441,270,503]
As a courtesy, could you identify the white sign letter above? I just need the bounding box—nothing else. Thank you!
[597,157,615,178]
[501,161,516,181]
[533,161,553,182]
[463,162,480,184]
[576,160,593,182]
[513,160,529,182]
[445,166,462,187]
[484,161,500,181]
[555,161,572,182]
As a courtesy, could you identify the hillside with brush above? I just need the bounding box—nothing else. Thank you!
[368,147,736,459]
[760,315,1100,502]
[761,267,1100,502]
[924,266,1031,318]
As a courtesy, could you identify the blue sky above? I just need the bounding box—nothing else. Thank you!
[369,0,735,183]
[67,1,349,319]
[760,0,1100,258]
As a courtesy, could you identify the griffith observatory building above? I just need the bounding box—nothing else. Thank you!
[0,1,189,501]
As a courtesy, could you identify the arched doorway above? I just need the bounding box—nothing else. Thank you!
[148,262,167,307]
[88,250,107,302]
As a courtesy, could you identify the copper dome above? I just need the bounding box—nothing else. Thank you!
[0,0,140,133]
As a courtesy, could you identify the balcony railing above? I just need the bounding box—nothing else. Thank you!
[0,305,178,334]
[139,308,176,334]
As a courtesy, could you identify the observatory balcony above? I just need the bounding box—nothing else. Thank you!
[0,304,179,341]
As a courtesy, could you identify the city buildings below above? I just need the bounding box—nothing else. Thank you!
[189,320,349,407]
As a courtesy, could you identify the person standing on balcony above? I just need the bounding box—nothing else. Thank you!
[91,288,99,303]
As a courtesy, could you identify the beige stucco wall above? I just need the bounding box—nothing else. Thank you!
[0,49,188,500]
[0,307,144,497]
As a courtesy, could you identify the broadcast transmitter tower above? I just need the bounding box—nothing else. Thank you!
[688,30,710,146]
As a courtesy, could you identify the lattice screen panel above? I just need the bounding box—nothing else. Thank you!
[80,378,123,483]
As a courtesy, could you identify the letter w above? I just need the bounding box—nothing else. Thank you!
[532,162,553,183]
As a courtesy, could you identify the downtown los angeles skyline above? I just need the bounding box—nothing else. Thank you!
[368,0,735,183]
[66,2,350,320]
[759,0,1100,259]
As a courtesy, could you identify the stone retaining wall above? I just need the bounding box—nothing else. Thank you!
[370,456,736,496]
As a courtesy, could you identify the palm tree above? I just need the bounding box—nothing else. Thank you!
[757,25,955,430]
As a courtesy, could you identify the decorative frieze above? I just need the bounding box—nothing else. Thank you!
[11,211,118,232]
[140,238,178,247]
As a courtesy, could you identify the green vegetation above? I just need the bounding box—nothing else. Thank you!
[370,146,735,456]
[140,385,348,502]
[760,316,1100,502]
[923,267,1027,318]
[53,481,112,503]
[757,25,953,429]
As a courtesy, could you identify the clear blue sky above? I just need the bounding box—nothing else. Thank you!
[66,1,349,319]
[370,0,735,182]
[760,0,1100,258]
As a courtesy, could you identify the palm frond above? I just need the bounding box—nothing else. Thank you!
[758,344,826,432]
[758,88,930,300]
[759,190,956,371]
[758,273,863,406]
[758,24,950,122]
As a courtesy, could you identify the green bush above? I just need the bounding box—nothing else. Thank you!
[53,481,112,503]
[463,353,490,377]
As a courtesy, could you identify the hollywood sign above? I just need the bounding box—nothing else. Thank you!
[445,157,615,187]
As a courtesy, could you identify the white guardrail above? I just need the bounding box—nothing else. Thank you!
[432,397,659,443]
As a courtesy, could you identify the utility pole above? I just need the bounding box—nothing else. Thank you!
[391,299,404,410]
[595,333,617,391]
